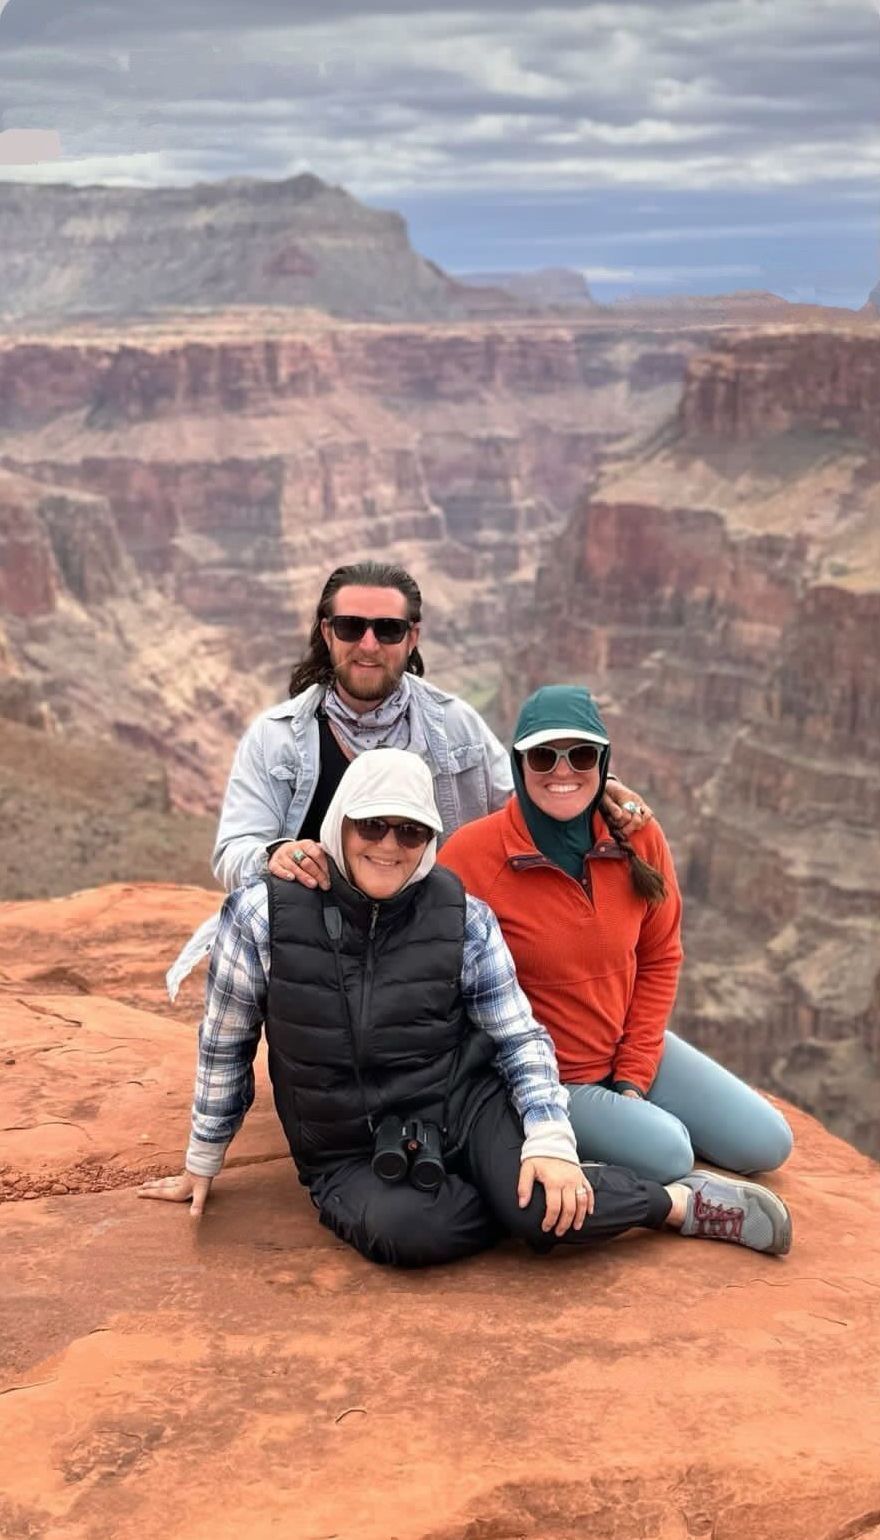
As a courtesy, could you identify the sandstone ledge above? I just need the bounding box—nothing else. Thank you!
[2,1114,880,1540]
[1,885,879,1539]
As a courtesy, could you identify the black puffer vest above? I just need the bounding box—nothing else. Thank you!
[265,864,500,1178]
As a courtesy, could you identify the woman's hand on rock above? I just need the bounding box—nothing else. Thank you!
[137,1170,214,1217]
[267,839,331,889]
[603,780,653,836]
[518,1157,594,1236]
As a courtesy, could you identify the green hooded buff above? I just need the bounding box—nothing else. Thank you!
[511,684,611,879]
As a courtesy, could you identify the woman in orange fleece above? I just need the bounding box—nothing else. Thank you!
[438,684,793,1185]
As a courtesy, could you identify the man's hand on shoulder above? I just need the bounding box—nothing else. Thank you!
[267,839,331,890]
[602,779,653,837]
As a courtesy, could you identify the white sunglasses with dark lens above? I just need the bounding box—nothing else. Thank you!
[524,743,601,774]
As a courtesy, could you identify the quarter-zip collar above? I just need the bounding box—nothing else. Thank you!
[501,795,626,871]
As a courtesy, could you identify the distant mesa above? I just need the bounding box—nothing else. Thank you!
[458,267,595,310]
[865,279,880,312]
[0,172,521,324]
[612,288,794,315]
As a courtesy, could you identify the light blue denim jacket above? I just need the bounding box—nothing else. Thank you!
[167,679,513,996]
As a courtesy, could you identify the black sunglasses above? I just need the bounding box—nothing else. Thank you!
[329,615,411,645]
[524,743,601,774]
[350,817,434,849]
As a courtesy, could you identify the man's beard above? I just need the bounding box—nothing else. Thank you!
[332,656,405,703]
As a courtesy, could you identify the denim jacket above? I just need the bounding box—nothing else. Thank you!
[167,679,513,997]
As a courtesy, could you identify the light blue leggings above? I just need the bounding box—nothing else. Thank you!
[567,1031,793,1185]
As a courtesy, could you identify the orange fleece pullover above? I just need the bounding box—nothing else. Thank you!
[439,796,683,1093]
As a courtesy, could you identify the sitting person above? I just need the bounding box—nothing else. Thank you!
[437,685,794,1187]
[142,748,792,1263]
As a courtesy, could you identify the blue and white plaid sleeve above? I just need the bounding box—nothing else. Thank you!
[185,882,271,1178]
[460,895,570,1134]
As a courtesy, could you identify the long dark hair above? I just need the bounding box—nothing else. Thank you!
[287,560,426,697]
[607,822,667,904]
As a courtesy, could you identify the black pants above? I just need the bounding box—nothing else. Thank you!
[306,1087,672,1268]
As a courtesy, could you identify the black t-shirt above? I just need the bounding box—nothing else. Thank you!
[297,709,352,841]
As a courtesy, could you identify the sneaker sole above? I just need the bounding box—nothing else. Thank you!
[688,1169,793,1257]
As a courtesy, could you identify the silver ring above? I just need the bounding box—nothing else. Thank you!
[622,800,640,815]
[293,848,306,864]
[576,1186,589,1197]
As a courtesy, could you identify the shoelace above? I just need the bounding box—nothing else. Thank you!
[692,1188,745,1242]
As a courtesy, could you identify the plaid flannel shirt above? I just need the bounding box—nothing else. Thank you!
[186,880,570,1177]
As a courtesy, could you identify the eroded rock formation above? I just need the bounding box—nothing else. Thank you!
[503,326,880,1152]
[0,313,703,830]
[680,327,880,445]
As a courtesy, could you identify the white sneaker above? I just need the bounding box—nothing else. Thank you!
[679,1170,792,1256]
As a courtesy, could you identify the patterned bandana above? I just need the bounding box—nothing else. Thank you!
[322,673,413,755]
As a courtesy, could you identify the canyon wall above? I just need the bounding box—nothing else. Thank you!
[679,327,880,446]
[0,314,701,822]
[503,326,880,1150]
[2,302,876,1147]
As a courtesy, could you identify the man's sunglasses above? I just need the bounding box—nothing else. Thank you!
[329,615,411,645]
[350,817,434,849]
[524,743,601,774]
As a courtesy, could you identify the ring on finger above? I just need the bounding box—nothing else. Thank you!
[292,848,306,865]
[576,1186,589,1197]
[621,800,640,815]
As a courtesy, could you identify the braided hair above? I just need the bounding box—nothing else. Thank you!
[606,821,667,904]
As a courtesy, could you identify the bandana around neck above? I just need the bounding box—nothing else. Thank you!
[323,673,412,755]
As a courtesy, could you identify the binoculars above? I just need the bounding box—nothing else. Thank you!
[371,1115,446,1192]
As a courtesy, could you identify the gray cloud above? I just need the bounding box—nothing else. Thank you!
[0,0,877,195]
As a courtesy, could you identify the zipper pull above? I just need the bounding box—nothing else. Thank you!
[368,904,379,939]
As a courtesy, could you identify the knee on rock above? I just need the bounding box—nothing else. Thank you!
[360,1189,457,1268]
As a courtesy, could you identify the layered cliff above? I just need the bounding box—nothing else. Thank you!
[0,313,703,829]
[0,174,507,324]
[504,325,880,1151]
[679,326,880,446]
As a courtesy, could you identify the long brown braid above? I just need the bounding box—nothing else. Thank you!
[607,821,667,904]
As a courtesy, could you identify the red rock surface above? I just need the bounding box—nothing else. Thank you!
[0,883,286,1202]
[0,882,218,1013]
[1,884,880,1539]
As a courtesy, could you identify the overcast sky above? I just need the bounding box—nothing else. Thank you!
[1,0,877,304]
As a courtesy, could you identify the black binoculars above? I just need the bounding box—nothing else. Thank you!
[371,1115,446,1192]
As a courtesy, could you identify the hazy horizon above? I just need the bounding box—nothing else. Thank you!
[1,0,878,308]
